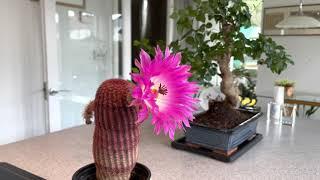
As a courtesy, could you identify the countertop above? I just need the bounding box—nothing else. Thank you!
[0,116,320,180]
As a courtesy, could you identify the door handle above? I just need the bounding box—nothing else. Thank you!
[49,88,72,96]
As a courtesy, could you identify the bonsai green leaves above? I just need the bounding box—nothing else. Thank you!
[136,0,293,108]
[170,0,293,107]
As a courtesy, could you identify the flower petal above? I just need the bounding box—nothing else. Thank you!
[131,47,199,140]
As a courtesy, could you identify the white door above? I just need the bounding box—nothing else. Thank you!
[41,0,130,132]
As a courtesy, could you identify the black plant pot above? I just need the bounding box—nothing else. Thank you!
[185,110,263,151]
[72,163,151,180]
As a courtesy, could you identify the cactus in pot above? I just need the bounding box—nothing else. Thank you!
[83,47,198,180]
[90,79,140,180]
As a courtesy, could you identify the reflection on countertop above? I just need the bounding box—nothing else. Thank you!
[0,116,320,180]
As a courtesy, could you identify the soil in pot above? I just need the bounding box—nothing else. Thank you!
[194,101,255,129]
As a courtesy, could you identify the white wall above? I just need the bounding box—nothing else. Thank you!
[256,0,320,118]
[0,0,46,144]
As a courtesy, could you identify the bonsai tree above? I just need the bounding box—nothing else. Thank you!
[171,0,293,107]
[135,0,293,108]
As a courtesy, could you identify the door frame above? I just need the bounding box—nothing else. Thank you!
[39,0,132,133]
[40,0,57,133]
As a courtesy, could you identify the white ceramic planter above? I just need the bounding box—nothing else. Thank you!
[273,86,284,105]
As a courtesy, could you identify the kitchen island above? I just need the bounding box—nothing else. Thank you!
[0,116,320,180]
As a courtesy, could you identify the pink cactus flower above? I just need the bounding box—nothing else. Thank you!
[131,47,199,140]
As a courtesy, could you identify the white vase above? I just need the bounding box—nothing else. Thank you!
[273,86,284,105]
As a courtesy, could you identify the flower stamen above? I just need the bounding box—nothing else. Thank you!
[158,83,168,95]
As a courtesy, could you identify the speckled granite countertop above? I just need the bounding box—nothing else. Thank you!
[0,116,320,180]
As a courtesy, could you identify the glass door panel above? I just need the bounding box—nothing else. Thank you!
[48,0,122,131]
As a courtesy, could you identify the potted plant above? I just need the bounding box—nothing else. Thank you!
[275,79,295,97]
[73,48,199,179]
[135,0,293,160]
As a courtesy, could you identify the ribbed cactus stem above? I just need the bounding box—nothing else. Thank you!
[92,79,141,180]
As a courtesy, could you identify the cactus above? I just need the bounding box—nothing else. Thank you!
[84,79,141,180]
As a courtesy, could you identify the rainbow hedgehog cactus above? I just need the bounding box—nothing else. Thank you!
[131,47,199,139]
[84,47,198,180]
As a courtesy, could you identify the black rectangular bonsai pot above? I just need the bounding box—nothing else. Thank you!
[185,110,263,151]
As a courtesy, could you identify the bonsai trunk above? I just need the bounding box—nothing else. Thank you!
[217,22,240,108]
[219,54,240,108]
